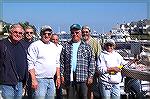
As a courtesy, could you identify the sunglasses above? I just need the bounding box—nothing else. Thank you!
[71,31,80,35]
[13,31,23,35]
[106,43,114,47]
[26,32,33,34]
[82,31,89,33]
[43,33,52,36]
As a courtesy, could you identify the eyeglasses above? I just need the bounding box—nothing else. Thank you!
[13,31,23,35]
[26,32,33,34]
[43,33,52,36]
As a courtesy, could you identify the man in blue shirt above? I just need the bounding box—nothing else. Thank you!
[60,24,95,99]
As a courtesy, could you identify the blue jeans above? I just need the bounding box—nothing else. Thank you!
[0,82,23,99]
[125,78,145,99]
[33,78,56,99]
[99,83,120,99]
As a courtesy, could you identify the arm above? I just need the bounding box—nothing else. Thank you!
[29,69,38,90]
[27,43,38,90]
[60,46,65,84]
[55,51,61,89]
[97,54,107,74]
[56,67,61,89]
[87,46,95,84]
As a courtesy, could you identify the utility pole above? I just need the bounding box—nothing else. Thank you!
[147,1,150,19]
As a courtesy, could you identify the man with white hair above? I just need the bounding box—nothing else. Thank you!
[0,23,28,99]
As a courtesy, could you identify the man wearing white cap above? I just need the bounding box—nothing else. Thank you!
[27,25,60,99]
[82,25,101,99]
[97,39,125,99]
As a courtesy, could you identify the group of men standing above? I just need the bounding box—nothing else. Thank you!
[0,23,133,99]
[0,23,101,99]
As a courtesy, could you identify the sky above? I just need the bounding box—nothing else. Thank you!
[1,0,149,34]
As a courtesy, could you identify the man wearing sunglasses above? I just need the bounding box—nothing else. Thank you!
[21,25,36,98]
[22,25,36,50]
[60,24,95,99]
[27,25,60,99]
[0,23,28,99]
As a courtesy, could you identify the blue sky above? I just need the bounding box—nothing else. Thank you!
[1,1,149,34]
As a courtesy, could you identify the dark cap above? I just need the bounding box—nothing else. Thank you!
[70,24,81,30]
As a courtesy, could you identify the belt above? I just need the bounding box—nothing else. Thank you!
[43,77,53,79]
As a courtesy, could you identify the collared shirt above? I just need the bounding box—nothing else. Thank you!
[27,40,59,78]
[60,40,95,83]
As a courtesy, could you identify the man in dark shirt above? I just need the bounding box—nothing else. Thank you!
[21,25,36,98]
[0,23,28,99]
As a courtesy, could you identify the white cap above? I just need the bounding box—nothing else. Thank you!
[105,39,116,45]
[41,25,52,32]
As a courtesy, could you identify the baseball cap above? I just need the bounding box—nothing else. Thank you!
[70,24,81,30]
[82,25,91,31]
[105,39,116,45]
[40,25,52,32]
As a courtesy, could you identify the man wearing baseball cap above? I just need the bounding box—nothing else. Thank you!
[82,25,102,99]
[27,25,60,99]
[60,24,95,99]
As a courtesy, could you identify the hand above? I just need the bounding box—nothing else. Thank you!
[31,79,38,90]
[107,67,121,74]
[87,77,93,85]
[61,76,64,84]
[113,67,121,72]
[56,77,61,89]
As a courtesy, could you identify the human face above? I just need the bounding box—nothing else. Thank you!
[41,30,52,44]
[51,35,59,45]
[10,26,24,43]
[25,28,34,41]
[82,28,90,41]
[71,29,82,43]
[105,43,115,53]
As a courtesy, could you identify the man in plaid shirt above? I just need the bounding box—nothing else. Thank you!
[60,24,95,99]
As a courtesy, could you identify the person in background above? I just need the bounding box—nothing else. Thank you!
[27,25,60,99]
[51,34,63,99]
[0,23,28,99]
[82,25,101,99]
[22,25,36,49]
[97,39,125,99]
[60,24,95,99]
[51,34,63,55]
[21,25,36,98]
